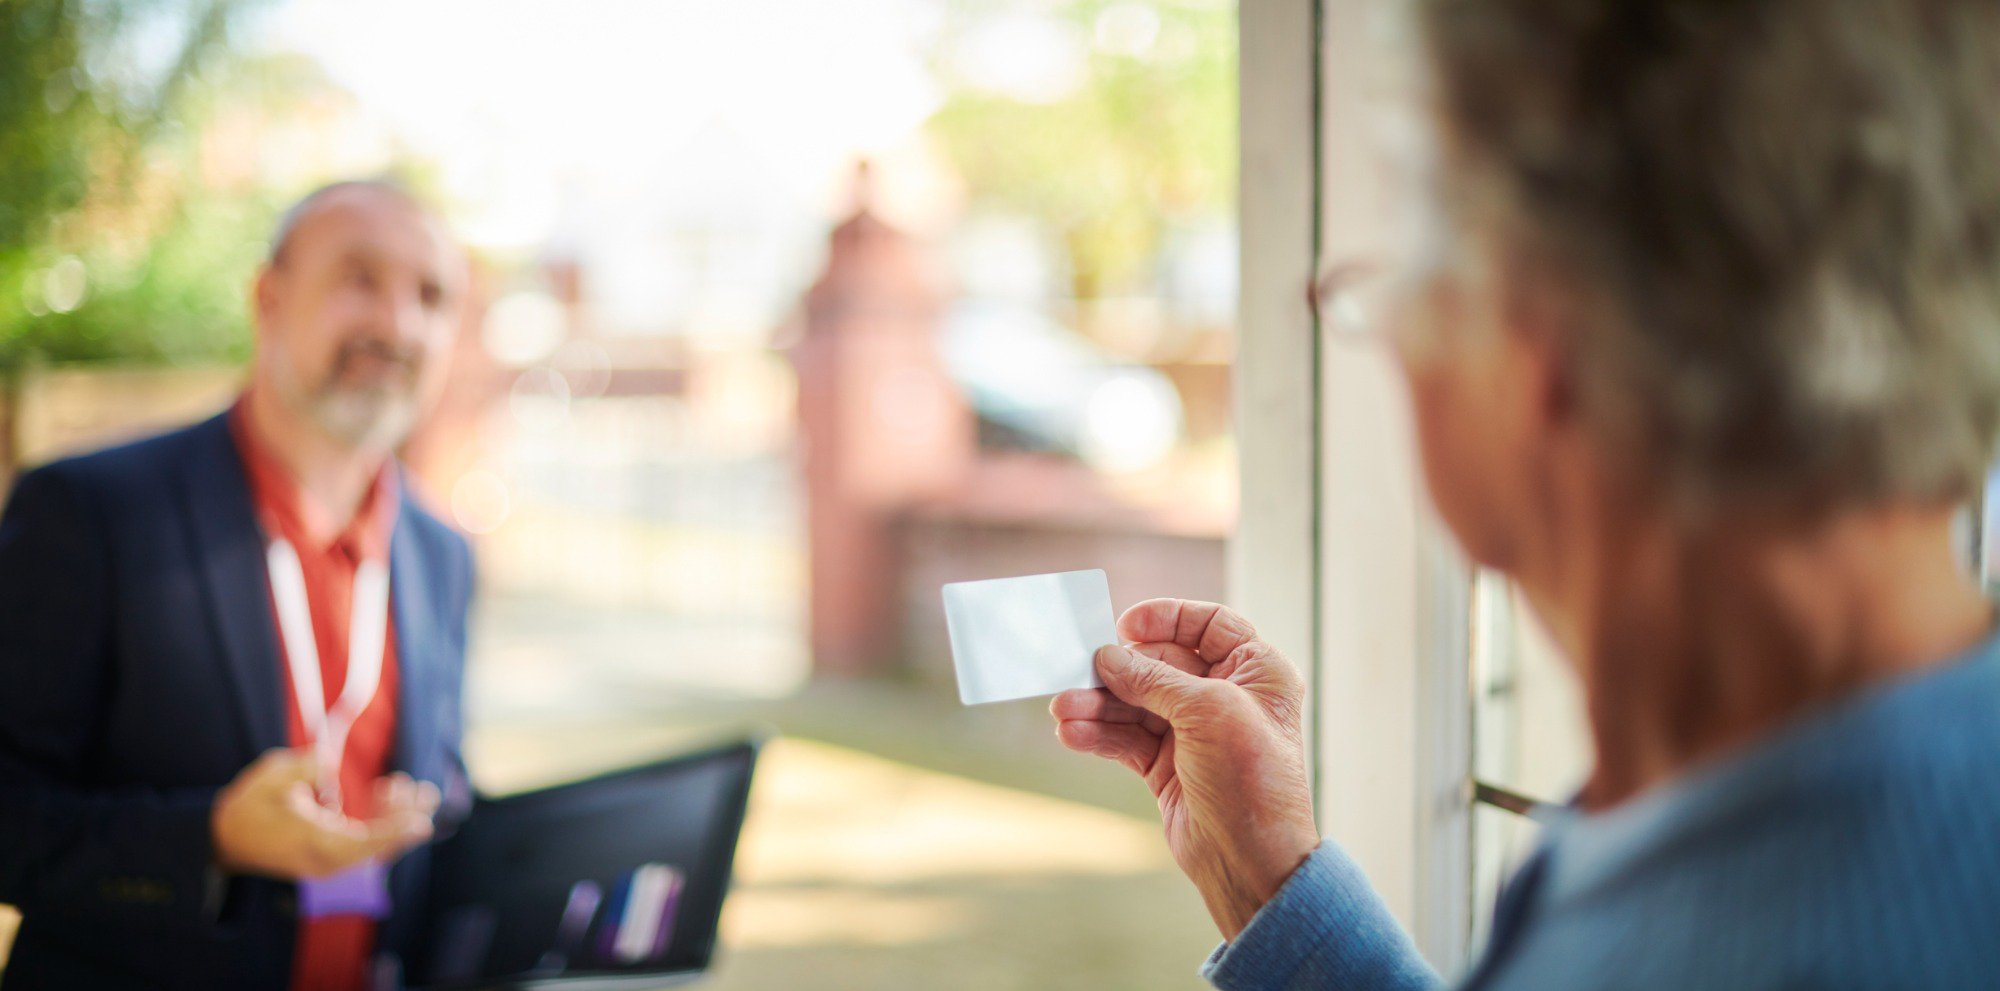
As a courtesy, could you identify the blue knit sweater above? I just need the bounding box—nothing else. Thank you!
[1202,634,2000,990]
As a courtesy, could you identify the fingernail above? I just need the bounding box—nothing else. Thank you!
[1095,644,1132,669]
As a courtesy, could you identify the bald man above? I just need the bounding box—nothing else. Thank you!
[0,181,475,990]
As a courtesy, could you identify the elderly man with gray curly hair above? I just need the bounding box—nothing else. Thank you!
[1051,1,2000,988]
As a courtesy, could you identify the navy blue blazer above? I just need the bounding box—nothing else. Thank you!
[0,412,473,989]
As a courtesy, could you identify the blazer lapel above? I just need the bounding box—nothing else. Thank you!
[178,416,448,784]
[178,413,289,757]
[389,490,443,787]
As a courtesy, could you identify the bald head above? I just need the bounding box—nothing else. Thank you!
[252,179,465,452]
[268,181,443,267]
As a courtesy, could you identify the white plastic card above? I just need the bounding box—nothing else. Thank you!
[942,569,1117,706]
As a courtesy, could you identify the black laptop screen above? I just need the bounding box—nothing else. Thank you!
[413,741,759,989]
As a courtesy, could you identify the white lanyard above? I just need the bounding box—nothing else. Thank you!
[266,538,390,812]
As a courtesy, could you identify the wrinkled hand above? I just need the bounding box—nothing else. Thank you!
[211,748,439,880]
[1050,599,1318,940]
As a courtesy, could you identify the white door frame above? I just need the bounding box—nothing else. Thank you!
[1234,0,1475,972]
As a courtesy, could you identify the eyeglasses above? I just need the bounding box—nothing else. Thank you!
[1309,256,1452,345]
[1310,259,1400,342]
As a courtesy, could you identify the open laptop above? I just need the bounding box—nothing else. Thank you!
[409,738,762,990]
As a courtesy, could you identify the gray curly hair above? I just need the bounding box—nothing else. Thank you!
[1420,0,2000,510]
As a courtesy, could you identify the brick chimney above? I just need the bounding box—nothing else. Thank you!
[791,163,973,676]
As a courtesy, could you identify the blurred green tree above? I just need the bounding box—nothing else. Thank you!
[926,0,1235,302]
[0,0,266,371]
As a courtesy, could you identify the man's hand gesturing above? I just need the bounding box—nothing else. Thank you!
[211,748,438,880]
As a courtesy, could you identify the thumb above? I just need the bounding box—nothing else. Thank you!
[1095,644,1215,723]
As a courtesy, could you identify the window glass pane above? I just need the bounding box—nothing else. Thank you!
[1470,570,1589,928]
[1472,572,1590,799]
[1470,802,1543,950]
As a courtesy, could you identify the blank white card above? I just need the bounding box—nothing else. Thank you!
[942,569,1117,706]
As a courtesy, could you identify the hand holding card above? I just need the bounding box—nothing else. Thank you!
[942,569,1118,705]
[1047,598,1321,942]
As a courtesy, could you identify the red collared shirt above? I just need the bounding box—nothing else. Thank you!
[229,401,401,991]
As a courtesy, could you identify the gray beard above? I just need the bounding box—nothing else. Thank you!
[304,386,419,452]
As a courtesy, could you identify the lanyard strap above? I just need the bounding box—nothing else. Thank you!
[266,538,390,811]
